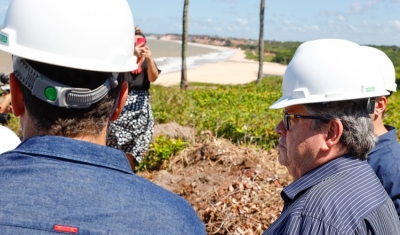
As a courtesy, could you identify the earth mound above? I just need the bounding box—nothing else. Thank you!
[139,123,292,234]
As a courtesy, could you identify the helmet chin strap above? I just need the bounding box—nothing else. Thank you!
[13,56,118,109]
[353,98,376,114]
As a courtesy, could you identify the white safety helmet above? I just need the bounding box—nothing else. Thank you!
[270,39,389,109]
[0,0,138,108]
[0,0,137,72]
[361,46,397,92]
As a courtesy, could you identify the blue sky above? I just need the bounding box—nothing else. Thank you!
[0,0,399,46]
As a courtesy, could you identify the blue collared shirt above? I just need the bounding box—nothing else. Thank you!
[0,136,207,235]
[262,155,400,235]
[368,125,400,218]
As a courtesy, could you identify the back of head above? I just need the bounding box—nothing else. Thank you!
[0,0,138,137]
[361,46,397,92]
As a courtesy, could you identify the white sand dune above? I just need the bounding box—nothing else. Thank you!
[154,48,287,86]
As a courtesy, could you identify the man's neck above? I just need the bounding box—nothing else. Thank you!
[374,120,388,137]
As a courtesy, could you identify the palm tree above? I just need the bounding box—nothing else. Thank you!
[256,0,265,84]
[181,0,189,90]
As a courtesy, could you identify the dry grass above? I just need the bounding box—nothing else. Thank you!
[138,135,292,234]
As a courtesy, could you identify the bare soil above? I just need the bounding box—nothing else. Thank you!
[139,123,292,235]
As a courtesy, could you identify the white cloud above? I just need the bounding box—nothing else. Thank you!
[350,2,363,13]
[348,1,377,14]
[337,15,346,21]
[311,25,320,31]
[348,24,360,32]
[319,10,335,17]
[327,19,336,24]
[389,20,400,30]
[367,0,377,7]
[236,18,248,26]
[281,21,320,32]
[207,18,212,23]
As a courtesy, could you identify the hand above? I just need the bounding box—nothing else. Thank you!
[0,92,12,114]
[134,43,144,57]
[136,45,152,59]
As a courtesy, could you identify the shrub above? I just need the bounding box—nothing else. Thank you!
[137,135,188,171]
[150,77,283,149]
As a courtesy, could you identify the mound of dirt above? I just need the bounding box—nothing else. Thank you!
[138,132,292,234]
[153,122,196,141]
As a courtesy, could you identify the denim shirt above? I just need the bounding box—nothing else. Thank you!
[368,125,400,218]
[0,136,207,235]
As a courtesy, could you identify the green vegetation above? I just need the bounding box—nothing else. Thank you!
[137,135,188,171]
[150,77,283,149]
[6,73,400,171]
[383,91,400,135]
[243,40,302,64]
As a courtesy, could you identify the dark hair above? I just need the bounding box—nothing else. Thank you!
[17,60,124,137]
[135,26,145,38]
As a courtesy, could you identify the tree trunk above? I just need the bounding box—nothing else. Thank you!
[181,0,189,90]
[256,0,265,84]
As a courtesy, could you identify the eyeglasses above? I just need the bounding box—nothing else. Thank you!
[283,111,329,130]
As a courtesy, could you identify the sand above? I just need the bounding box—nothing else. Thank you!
[0,50,12,74]
[154,48,287,86]
[0,46,287,86]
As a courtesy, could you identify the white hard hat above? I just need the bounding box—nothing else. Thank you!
[361,46,397,92]
[0,126,20,154]
[270,39,389,109]
[0,0,137,72]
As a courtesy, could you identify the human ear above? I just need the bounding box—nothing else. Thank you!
[110,81,128,121]
[9,73,24,117]
[374,96,387,116]
[321,119,343,151]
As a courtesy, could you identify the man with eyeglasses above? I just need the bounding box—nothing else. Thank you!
[262,39,400,234]
[361,46,400,219]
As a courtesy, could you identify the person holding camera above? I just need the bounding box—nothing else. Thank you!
[107,26,161,169]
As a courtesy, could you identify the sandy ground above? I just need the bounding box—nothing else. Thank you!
[0,50,12,74]
[155,48,287,86]
[0,46,288,86]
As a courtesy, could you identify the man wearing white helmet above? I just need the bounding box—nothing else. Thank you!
[362,46,400,218]
[263,39,400,234]
[0,0,207,234]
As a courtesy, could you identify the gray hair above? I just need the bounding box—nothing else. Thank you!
[303,100,377,160]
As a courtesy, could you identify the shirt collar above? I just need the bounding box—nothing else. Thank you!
[13,135,134,174]
[282,155,365,201]
[369,125,397,154]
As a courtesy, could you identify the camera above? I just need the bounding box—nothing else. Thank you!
[0,113,10,124]
[0,73,10,92]
[0,73,9,85]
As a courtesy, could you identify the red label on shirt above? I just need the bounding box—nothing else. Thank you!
[54,224,78,233]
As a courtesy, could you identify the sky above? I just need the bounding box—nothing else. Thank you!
[0,0,399,46]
